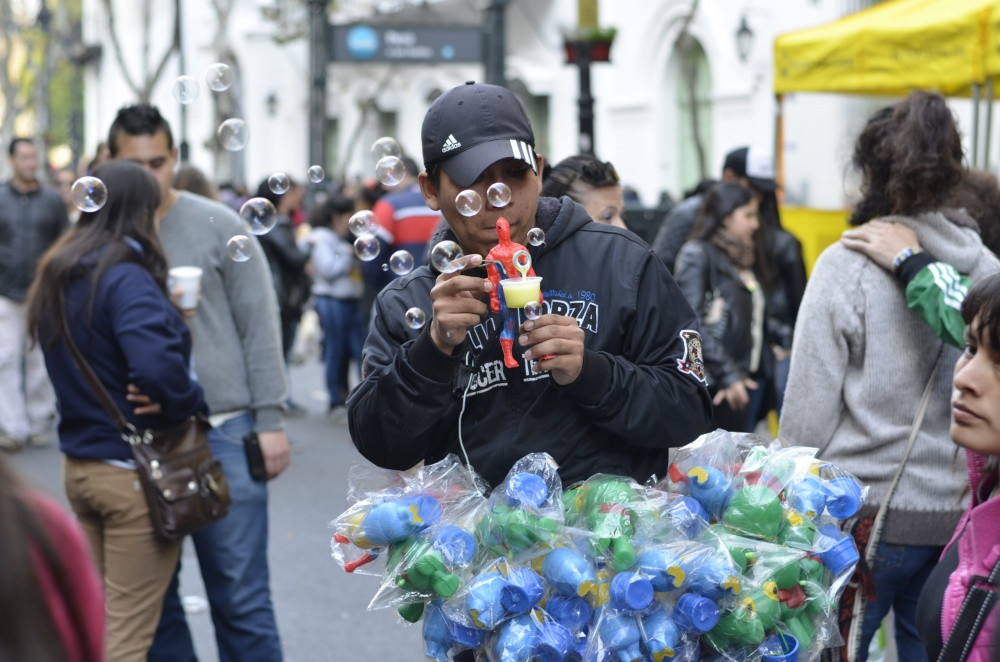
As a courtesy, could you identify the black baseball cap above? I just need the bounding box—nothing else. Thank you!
[722,146,777,193]
[421,81,537,188]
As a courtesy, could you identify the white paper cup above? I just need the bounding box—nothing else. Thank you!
[169,266,203,310]
[499,277,542,308]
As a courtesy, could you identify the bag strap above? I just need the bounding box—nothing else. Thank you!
[938,555,1000,662]
[58,308,135,439]
[847,346,943,659]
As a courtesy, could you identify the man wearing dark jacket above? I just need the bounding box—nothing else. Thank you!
[652,146,777,274]
[348,82,712,489]
[0,137,68,451]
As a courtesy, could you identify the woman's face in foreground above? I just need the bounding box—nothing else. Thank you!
[952,316,1000,457]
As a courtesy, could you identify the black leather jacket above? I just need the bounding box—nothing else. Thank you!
[765,229,807,350]
[674,240,773,389]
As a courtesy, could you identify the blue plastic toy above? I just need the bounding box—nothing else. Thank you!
[596,607,644,662]
[825,476,862,519]
[815,524,860,577]
[432,525,477,566]
[467,568,510,630]
[545,595,592,633]
[668,496,710,539]
[609,571,654,612]
[492,612,574,662]
[423,602,485,662]
[635,547,686,592]
[361,494,442,546]
[542,547,597,598]
[507,473,549,509]
[501,567,546,615]
[641,608,680,661]
[686,466,733,518]
[674,592,720,633]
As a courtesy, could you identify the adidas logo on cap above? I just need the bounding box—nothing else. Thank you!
[441,134,462,153]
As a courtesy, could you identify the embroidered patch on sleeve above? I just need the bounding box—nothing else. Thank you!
[676,330,706,383]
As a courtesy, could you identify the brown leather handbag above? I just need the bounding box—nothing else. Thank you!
[61,312,231,543]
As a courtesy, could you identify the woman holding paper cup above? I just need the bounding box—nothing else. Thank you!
[24,161,206,662]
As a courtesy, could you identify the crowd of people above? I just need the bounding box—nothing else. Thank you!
[3,82,1000,662]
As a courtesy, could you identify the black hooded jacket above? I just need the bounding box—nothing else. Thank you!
[347,196,712,489]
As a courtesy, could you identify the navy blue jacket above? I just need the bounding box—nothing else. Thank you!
[42,261,206,461]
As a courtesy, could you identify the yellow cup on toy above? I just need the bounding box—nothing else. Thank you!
[499,277,542,308]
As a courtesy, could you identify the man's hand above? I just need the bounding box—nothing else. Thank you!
[519,315,585,385]
[257,430,290,480]
[840,220,920,272]
[429,254,492,354]
[712,378,758,411]
[126,383,162,415]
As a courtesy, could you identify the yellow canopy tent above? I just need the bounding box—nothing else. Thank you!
[775,0,1000,174]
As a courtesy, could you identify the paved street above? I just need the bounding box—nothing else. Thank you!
[8,359,425,662]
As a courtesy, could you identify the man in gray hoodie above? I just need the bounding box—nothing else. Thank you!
[109,104,289,662]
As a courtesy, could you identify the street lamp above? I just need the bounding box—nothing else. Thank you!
[736,15,754,63]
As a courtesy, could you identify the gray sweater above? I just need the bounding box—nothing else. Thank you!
[158,192,287,431]
[780,210,1000,546]
[309,226,364,299]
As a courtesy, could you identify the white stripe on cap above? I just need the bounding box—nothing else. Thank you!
[520,141,531,163]
[510,139,521,159]
[527,145,537,172]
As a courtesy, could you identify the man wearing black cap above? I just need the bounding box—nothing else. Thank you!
[652,146,778,275]
[347,81,712,490]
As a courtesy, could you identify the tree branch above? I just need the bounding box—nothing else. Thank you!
[140,0,180,101]
[100,0,141,96]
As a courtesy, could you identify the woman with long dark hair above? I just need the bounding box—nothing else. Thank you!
[780,91,1000,661]
[674,182,772,432]
[25,161,206,662]
[0,455,104,661]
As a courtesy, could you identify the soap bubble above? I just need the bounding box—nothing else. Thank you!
[267,172,290,194]
[348,210,374,237]
[307,165,325,183]
[239,197,277,235]
[524,301,543,320]
[486,182,511,208]
[527,227,546,246]
[217,119,249,151]
[226,235,253,262]
[430,240,464,274]
[172,76,200,104]
[370,136,402,161]
[205,63,233,92]
[389,250,415,276]
[354,235,380,261]
[455,190,483,217]
[71,176,107,212]
[405,307,426,329]
[375,156,405,187]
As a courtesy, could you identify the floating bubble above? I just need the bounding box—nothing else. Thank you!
[430,240,464,274]
[487,182,511,208]
[381,264,389,271]
[375,156,405,187]
[405,307,426,330]
[172,76,200,104]
[354,235,380,262]
[217,119,249,151]
[308,165,325,183]
[370,136,402,161]
[268,172,290,195]
[239,197,277,235]
[455,190,483,217]
[389,250,415,276]
[524,300,543,320]
[226,235,253,262]
[527,227,546,246]
[205,63,233,92]
[348,210,375,237]
[71,176,107,212]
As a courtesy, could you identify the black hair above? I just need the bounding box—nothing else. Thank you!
[0,456,72,662]
[690,182,755,241]
[107,104,175,157]
[8,137,34,157]
[541,154,619,201]
[26,161,167,347]
[308,195,355,229]
[850,91,964,226]
[962,272,1000,352]
[174,164,218,200]
[401,156,419,178]
[947,169,1000,256]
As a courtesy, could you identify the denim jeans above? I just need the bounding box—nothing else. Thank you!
[148,413,282,662]
[315,296,365,407]
[857,542,942,662]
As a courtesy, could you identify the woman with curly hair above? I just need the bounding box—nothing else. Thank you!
[780,91,1000,662]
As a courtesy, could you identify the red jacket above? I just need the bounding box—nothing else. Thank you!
[28,491,105,662]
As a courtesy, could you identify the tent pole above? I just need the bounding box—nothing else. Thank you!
[984,77,994,171]
[775,93,784,204]
[973,83,982,168]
